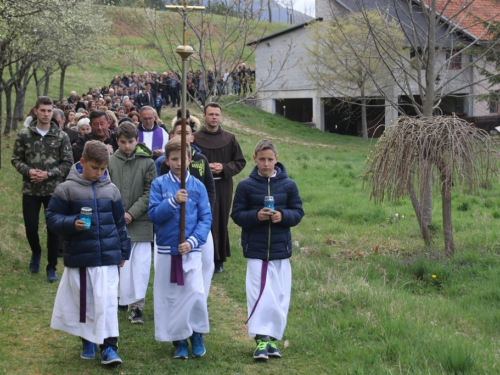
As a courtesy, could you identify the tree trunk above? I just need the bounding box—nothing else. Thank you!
[439,164,455,256]
[13,82,24,131]
[419,163,433,228]
[34,69,42,97]
[59,65,67,101]
[442,183,454,256]
[361,97,368,140]
[0,88,3,132]
[268,0,272,23]
[43,72,50,96]
[0,90,3,169]
[417,0,438,230]
[13,84,21,131]
[14,89,27,131]
[409,182,431,244]
[4,84,13,134]
[16,68,31,128]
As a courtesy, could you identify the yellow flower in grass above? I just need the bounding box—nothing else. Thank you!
[432,275,437,279]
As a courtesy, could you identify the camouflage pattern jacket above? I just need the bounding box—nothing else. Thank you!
[11,119,74,196]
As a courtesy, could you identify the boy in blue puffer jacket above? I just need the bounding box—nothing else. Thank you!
[46,140,131,366]
[231,139,304,361]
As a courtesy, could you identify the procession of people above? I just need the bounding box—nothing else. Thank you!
[10,62,303,367]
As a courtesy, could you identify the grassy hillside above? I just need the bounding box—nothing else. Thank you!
[3,102,500,373]
[3,8,500,375]
[13,6,289,112]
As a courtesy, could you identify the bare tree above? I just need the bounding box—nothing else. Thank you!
[114,3,291,108]
[306,11,405,139]
[363,116,499,255]
[0,0,109,168]
[276,0,295,24]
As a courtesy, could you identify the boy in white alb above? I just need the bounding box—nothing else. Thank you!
[108,122,157,323]
[231,140,304,360]
[46,140,131,366]
[148,137,212,359]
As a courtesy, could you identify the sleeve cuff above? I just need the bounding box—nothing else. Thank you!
[168,197,179,209]
[187,236,198,250]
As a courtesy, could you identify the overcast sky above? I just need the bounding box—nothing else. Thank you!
[293,0,316,16]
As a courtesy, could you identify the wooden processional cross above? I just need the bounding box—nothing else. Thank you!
[165,1,205,243]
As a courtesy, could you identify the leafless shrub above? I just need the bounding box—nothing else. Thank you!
[362,115,500,256]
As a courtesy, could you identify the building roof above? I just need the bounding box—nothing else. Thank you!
[248,0,500,47]
[425,0,500,41]
[246,18,323,46]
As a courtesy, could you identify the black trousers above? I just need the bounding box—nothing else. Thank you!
[82,337,118,352]
[22,194,58,270]
[102,337,118,351]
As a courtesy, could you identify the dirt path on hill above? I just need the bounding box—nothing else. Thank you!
[208,283,249,341]
[222,117,337,149]
[161,105,336,149]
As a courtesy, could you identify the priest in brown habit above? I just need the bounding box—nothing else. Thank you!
[193,103,246,273]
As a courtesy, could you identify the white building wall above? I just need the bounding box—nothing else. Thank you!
[315,0,348,19]
[254,27,317,92]
[254,25,325,129]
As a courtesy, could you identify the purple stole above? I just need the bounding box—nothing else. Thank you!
[138,126,164,151]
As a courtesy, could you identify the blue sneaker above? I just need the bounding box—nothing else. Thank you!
[253,339,269,360]
[190,332,206,358]
[100,347,122,365]
[47,268,58,283]
[173,340,189,359]
[267,341,282,358]
[81,339,98,359]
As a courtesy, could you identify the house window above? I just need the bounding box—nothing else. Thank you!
[446,51,462,69]
[489,99,498,114]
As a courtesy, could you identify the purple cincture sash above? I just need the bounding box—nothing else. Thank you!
[245,260,268,324]
[170,255,184,285]
[138,126,164,151]
[79,267,87,323]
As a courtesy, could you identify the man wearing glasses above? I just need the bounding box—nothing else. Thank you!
[137,106,168,160]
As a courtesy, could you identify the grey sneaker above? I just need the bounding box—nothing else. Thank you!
[128,307,145,324]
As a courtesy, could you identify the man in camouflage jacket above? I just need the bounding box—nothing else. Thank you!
[11,96,74,282]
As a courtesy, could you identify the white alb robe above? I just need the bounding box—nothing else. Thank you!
[118,241,151,307]
[246,258,291,340]
[51,265,119,344]
[154,252,209,342]
[154,231,214,302]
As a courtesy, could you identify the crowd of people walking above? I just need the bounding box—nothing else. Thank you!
[10,63,303,368]
[39,65,255,129]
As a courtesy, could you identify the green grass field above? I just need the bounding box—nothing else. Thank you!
[3,10,500,374]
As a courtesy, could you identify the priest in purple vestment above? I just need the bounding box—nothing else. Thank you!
[137,106,169,160]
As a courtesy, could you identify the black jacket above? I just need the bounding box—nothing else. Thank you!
[231,162,304,261]
[72,131,118,161]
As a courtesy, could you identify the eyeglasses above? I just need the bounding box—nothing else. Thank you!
[142,117,154,122]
